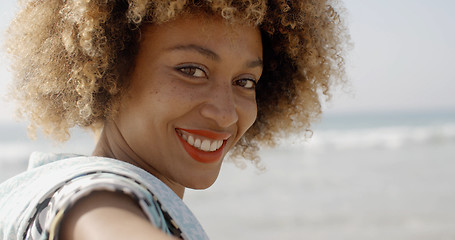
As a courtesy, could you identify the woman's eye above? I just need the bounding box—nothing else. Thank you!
[234,79,257,90]
[178,66,207,78]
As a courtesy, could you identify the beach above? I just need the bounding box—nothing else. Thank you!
[1,110,454,239]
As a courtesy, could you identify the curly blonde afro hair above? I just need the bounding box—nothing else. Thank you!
[6,0,349,165]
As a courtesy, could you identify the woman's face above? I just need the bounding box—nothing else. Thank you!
[114,14,263,191]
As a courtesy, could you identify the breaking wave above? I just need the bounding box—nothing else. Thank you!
[300,123,455,150]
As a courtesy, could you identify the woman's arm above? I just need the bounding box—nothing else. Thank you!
[60,191,177,240]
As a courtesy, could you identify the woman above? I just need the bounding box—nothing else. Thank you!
[0,0,348,239]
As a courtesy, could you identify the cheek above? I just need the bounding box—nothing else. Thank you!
[132,75,191,111]
[239,100,258,133]
[152,83,200,116]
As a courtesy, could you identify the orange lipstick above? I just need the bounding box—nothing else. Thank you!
[176,128,230,163]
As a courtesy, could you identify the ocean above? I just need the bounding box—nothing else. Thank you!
[1,110,454,239]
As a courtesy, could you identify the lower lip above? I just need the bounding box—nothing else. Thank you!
[176,132,226,164]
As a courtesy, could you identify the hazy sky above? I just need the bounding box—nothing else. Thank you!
[335,0,455,113]
[0,0,454,122]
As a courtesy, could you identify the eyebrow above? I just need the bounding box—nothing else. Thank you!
[167,44,220,61]
[167,44,263,69]
[247,58,263,69]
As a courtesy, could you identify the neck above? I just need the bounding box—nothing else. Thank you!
[92,120,185,199]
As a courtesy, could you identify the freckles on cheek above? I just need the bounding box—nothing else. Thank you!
[172,85,199,104]
[148,90,159,95]
[147,90,164,104]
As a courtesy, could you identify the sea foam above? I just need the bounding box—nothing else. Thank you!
[285,123,455,151]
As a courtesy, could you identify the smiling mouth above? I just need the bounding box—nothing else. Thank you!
[175,128,230,163]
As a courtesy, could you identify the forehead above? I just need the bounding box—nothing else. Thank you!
[139,14,263,58]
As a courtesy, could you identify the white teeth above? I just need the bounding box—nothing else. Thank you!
[201,140,211,151]
[209,141,218,151]
[194,138,201,148]
[188,135,194,145]
[179,131,225,152]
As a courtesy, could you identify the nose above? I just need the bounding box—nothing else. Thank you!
[200,83,239,128]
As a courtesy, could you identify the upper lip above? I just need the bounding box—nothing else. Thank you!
[176,128,231,141]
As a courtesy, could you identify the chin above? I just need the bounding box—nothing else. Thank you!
[188,181,216,190]
[183,169,221,190]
